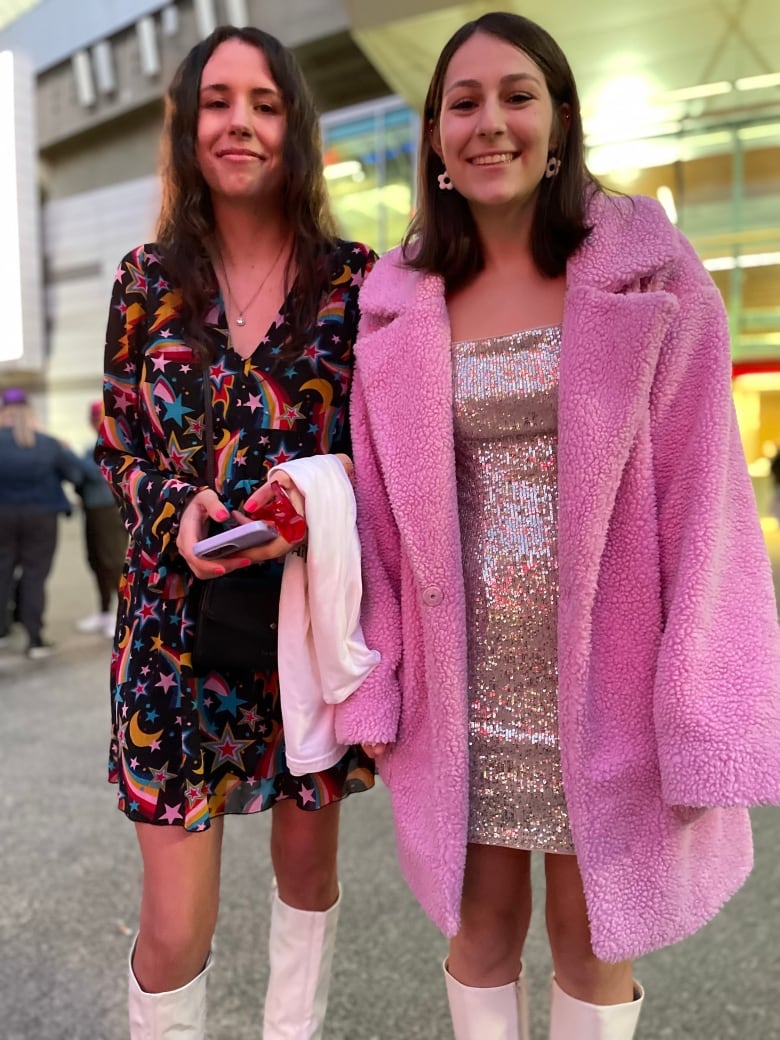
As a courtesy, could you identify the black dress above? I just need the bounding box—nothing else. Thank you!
[98,240,376,829]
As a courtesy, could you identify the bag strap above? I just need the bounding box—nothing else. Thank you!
[200,352,216,491]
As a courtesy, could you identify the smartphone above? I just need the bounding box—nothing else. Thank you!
[193,520,278,560]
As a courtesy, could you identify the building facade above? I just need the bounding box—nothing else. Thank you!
[1,0,778,493]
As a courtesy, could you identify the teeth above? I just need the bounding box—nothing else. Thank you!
[471,153,515,166]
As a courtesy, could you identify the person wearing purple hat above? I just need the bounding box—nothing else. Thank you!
[0,388,82,656]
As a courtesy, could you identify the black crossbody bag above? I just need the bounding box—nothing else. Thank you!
[190,354,280,676]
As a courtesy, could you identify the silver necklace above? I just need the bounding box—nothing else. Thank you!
[217,238,288,328]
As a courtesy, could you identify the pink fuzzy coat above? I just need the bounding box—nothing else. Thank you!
[335,193,780,961]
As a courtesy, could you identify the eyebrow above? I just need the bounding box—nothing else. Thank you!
[444,72,541,94]
[200,83,281,99]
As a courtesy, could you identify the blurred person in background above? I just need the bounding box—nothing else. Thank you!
[337,11,780,1040]
[0,387,82,658]
[95,24,375,1040]
[73,400,127,637]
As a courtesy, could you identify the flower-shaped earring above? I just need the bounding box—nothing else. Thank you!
[438,171,454,191]
[545,156,561,179]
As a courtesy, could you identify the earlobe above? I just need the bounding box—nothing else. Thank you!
[430,123,444,161]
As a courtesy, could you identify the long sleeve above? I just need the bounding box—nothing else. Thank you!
[334,351,405,746]
[650,234,780,806]
[94,247,207,590]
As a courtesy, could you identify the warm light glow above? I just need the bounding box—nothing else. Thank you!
[736,73,780,91]
[703,252,780,272]
[659,81,732,102]
[656,185,677,224]
[324,160,364,181]
[0,50,23,363]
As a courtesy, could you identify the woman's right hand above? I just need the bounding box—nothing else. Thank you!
[361,742,390,759]
[176,489,251,580]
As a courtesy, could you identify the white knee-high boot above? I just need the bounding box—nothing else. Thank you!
[549,976,644,1039]
[444,961,530,1040]
[262,885,341,1040]
[128,939,212,1039]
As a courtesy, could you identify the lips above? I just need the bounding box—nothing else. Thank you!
[469,152,517,166]
[216,148,263,160]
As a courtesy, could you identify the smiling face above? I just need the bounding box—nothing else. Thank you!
[195,38,286,208]
[434,32,560,221]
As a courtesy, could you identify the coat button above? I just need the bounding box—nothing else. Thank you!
[422,585,443,607]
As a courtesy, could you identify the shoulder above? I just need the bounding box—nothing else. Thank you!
[571,192,698,291]
[113,243,169,296]
[331,239,378,287]
[358,245,434,318]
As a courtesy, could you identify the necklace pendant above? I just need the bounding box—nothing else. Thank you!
[235,314,246,327]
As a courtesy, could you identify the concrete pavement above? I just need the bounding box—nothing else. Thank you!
[1,516,779,1039]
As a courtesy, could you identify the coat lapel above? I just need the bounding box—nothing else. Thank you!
[557,285,677,682]
[355,263,461,573]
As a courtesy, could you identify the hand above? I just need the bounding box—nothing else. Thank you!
[240,476,306,562]
[177,489,251,580]
[361,742,390,759]
[334,453,355,485]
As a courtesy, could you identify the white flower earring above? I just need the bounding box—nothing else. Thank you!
[545,156,562,179]
[438,171,454,191]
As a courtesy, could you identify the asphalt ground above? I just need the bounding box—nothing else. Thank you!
[1,516,779,1039]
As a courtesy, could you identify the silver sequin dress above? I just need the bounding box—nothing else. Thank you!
[452,325,574,854]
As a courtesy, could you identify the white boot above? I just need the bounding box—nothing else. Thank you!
[549,976,644,1039]
[262,885,341,1039]
[128,940,212,1039]
[444,961,530,1040]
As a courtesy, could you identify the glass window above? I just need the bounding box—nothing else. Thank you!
[322,98,418,255]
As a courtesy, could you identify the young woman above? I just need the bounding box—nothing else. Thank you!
[336,12,780,1040]
[96,26,375,1039]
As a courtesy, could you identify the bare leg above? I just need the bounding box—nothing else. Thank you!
[544,852,634,1003]
[133,816,224,993]
[447,844,532,987]
[270,797,340,909]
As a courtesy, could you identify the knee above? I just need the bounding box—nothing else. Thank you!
[455,899,529,975]
[271,823,338,908]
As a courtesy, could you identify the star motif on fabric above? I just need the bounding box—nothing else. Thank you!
[152,762,177,789]
[239,706,262,730]
[185,780,206,806]
[280,403,304,428]
[151,354,169,372]
[247,393,263,413]
[156,672,177,693]
[165,431,201,476]
[184,414,206,438]
[267,445,294,467]
[163,394,193,426]
[214,686,247,717]
[161,802,183,824]
[299,784,316,805]
[204,723,253,768]
[259,776,277,804]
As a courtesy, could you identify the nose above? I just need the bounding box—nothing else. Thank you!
[228,100,252,137]
[477,96,506,138]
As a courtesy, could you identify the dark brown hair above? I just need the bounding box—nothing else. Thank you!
[156,25,337,359]
[404,11,598,288]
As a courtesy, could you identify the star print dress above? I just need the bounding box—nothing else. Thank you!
[97,239,376,829]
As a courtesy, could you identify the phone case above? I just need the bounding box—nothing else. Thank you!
[193,520,277,559]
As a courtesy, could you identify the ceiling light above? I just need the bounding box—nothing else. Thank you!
[735,73,780,91]
[659,81,732,102]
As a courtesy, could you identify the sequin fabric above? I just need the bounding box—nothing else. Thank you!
[452,325,574,853]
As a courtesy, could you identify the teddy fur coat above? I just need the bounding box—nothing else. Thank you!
[335,193,780,961]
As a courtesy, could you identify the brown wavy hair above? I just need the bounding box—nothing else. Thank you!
[404,11,599,288]
[156,25,338,359]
